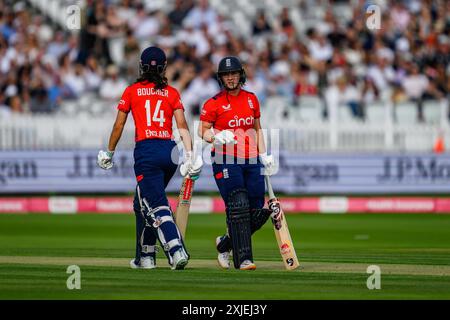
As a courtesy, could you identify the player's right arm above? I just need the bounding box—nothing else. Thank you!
[97,109,129,170]
[174,109,193,153]
[97,86,131,170]
[198,120,215,143]
[171,90,202,179]
[198,99,235,145]
[107,110,128,152]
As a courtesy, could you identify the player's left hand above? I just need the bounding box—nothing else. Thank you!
[259,152,275,176]
[188,154,203,180]
[180,151,192,177]
[180,151,203,180]
[97,150,114,170]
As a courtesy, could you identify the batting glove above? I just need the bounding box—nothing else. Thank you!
[188,154,203,181]
[180,151,203,181]
[259,152,275,176]
[97,150,114,170]
[213,130,237,145]
[180,151,193,177]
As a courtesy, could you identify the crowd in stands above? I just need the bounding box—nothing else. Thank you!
[0,0,448,123]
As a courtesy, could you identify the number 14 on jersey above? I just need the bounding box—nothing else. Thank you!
[145,99,165,127]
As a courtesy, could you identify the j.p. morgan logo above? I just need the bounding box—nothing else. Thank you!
[67,154,134,178]
[377,157,450,182]
[0,160,37,186]
[279,155,339,187]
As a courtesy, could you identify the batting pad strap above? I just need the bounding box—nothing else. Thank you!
[149,205,171,217]
[152,215,174,228]
[142,245,157,254]
[164,239,182,252]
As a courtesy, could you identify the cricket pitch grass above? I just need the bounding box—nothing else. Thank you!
[1,213,450,299]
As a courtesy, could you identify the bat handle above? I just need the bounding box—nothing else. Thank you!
[264,175,276,200]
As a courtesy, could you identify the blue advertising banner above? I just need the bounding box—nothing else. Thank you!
[1,151,450,194]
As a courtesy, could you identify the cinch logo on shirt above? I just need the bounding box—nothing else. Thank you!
[228,115,255,127]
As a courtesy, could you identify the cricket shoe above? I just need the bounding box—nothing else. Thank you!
[215,236,231,269]
[239,260,256,271]
[129,256,156,269]
[171,248,189,270]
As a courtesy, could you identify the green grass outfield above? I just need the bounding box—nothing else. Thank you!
[0,213,450,299]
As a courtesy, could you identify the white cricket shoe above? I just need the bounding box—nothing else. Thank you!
[140,256,156,269]
[215,236,231,269]
[129,257,156,269]
[239,260,256,271]
[171,248,189,270]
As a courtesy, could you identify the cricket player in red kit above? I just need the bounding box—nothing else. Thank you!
[199,56,275,270]
[97,46,202,270]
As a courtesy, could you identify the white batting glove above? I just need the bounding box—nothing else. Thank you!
[97,150,114,170]
[179,151,192,177]
[180,151,204,180]
[259,152,275,176]
[188,154,203,180]
[213,130,237,145]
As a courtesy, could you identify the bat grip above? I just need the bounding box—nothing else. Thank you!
[265,175,276,200]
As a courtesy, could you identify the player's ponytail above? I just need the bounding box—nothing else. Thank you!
[135,72,168,89]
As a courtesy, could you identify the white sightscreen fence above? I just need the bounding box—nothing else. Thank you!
[0,114,449,152]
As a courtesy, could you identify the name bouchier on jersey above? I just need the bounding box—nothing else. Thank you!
[136,87,169,97]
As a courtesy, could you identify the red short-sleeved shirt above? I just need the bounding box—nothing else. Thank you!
[117,82,184,142]
[200,89,261,159]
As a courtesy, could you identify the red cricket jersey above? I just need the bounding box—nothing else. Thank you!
[200,89,261,159]
[117,82,184,142]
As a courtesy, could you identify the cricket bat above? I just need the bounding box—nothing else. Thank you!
[174,175,195,239]
[265,175,299,270]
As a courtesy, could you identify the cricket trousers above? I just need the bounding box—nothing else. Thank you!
[212,153,265,210]
[133,139,184,261]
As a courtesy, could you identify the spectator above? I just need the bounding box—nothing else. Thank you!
[46,31,69,60]
[62,63,87,98]
[326,76,364,120]
[401,63,443,122]
[279,7,295,38]
[252,10,272,36]
[0,92,12,118]
[168,61,197,93]
[99,64,127,101]
[84,55,102,92]
[123,28,140,82]
[366,55,396,96]
[132,6,160,42]
[177,20,210,58]
[244,64,268,104]
[168,0,194,28]
[182,63,219,117]
[293,64,318,106]
[307,29,334,62]
[183,0,218,34]
[390,1,411,33]
[8,95,23,114]
[29,78,52,113]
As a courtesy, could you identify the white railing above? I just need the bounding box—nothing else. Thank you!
[1,97,449,152]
